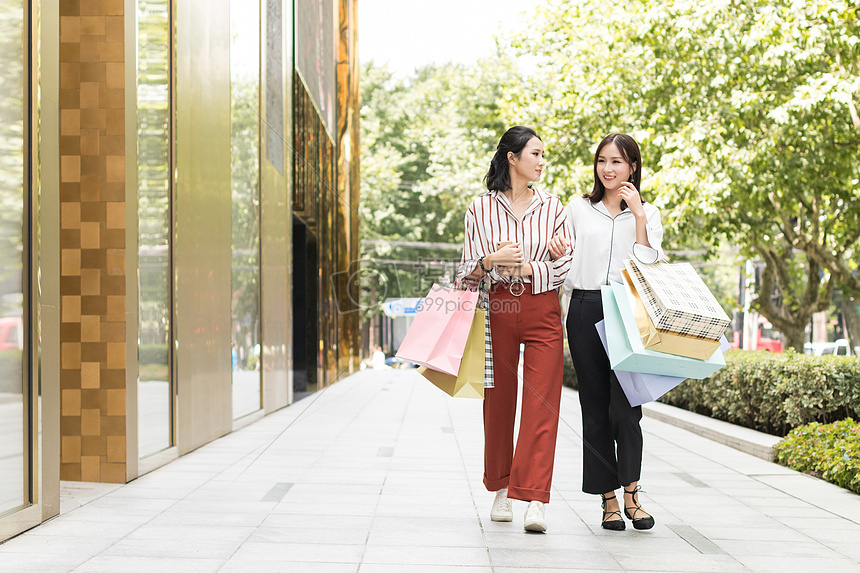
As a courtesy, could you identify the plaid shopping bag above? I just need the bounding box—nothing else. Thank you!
[625,259,731,341]
[621,270,722,360]
[600,283,726,380]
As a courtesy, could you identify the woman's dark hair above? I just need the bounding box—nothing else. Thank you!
[484,126,541,192]
[583,133,644,210]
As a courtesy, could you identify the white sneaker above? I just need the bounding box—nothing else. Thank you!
[490,488,513,522]
[524,501,547,532]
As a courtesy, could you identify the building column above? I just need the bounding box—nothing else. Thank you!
[59,0,127,483]
[337,0,360,373]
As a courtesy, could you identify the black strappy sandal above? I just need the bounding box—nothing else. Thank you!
[600,493,626,531]
[624,485,655,530]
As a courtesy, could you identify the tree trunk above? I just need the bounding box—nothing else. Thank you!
[754,245,834,355]
[843,296,860,355]
[781,323,807,354]
[367,283,378,351]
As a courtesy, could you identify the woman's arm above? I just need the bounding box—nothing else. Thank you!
[457,206,484,281]
[457,203,526,280]
[633,212,651,249]
[631,205,664,264]
[618,182,651,247]
[548,200,575,260]
[619,183,664,264]
[525,198,573,293]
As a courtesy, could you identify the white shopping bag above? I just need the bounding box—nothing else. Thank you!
[595,319,687,407]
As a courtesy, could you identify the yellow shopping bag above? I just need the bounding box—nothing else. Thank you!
[417,308,485,399]
[621,271,721,360]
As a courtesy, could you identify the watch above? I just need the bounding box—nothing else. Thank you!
[478,256,489,273]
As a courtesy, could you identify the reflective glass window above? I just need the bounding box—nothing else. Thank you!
[137,0,172,457]
[230,0,261,419]
[0,0,27,515]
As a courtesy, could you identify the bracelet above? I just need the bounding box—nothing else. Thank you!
[478,256,489,273]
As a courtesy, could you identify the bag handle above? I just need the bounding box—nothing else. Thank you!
[455,272,488,292]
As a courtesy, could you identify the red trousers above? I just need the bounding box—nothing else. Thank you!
[483,283,563,504]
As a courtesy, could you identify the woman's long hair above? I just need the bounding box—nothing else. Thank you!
[582,133,644,211]
[484,126,541,192]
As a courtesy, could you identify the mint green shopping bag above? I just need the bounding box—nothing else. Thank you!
[600,283,725,380]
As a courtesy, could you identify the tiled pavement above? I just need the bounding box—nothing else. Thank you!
[2,369,860,572]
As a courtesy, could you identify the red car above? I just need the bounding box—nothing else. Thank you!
[0,316,23,350]
[729,316,783,352]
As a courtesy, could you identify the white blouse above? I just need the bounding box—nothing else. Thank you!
[561,196,664,293]
[457,189,573,294]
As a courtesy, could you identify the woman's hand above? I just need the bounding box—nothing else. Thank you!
[489,242,524,267]
[617,182,645,218]
[496,263,533,277]
[548,235,571,260]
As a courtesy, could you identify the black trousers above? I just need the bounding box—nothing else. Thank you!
[566,290,643,494]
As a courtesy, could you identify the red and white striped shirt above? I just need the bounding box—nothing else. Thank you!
[457,188,573,294]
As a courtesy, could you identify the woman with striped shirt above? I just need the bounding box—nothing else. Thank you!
[458,126,573,533]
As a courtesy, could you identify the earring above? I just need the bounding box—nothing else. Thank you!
[629,174,635,182]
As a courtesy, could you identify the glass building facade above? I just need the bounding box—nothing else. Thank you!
[0,0,359,541]
[0,0,29,521]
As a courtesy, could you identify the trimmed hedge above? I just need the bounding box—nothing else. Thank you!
[660,350,860,436]
[773,419,860,495]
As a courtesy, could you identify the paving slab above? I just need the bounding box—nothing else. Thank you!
[1,369,858,572]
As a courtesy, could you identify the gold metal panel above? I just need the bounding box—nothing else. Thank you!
[336,0,360,375]
[0,0,62,541]
[173,0,233,452]
[292,13,362,388]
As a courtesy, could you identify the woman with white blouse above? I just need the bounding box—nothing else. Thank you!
[549,133,663,531]
[458,126,573,533]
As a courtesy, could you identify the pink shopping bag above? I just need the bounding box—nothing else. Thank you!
[395,284,479,376]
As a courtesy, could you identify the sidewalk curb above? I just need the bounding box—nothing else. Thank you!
[642,401,781,462]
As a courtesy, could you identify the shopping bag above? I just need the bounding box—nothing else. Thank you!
[625,259,731,341]
[621,270,721,360]
[595,320,686,406]
[417,308,485,399]
[600,283,725,380]
[395,284,478,376]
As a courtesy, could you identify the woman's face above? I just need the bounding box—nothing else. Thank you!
[596,142,634,192]
[510,137,545,183]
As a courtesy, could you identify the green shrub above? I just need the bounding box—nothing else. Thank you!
[660,350,860,436]
[773,419,860,495]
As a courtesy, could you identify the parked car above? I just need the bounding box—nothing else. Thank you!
[804,339,858,357]
[385,356,419,368]
[0,316,23,350]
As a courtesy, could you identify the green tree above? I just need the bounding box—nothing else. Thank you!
[359,60,513,307]
[503,0,860,351]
